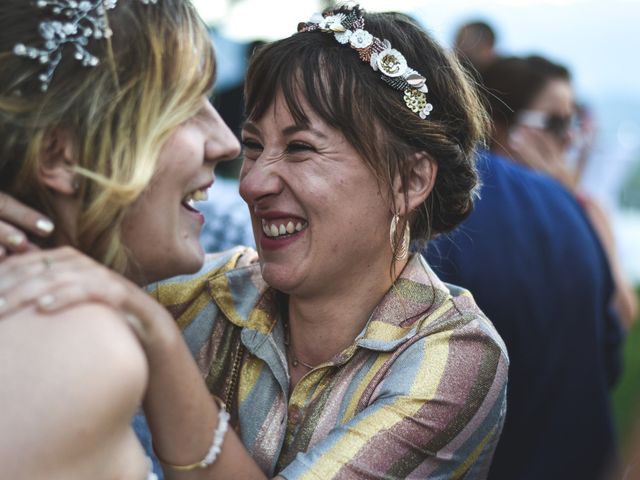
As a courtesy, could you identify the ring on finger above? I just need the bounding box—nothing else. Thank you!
[7,233,24,248]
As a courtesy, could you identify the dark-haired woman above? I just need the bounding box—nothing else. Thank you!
[428,54,626,480]
[0,4,507,479]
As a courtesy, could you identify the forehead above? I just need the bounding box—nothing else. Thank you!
[530,79,574,113]
[245,90,328,133]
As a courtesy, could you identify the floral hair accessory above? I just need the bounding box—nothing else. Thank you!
[298,3,434,119]
[13,0,158,92]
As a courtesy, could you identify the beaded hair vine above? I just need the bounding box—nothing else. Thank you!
[13,0,158,92]
[297,3,433,119]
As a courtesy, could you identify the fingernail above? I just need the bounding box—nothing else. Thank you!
[36,219,54,234]
[38,294,56,309]
[0,297,7,312]
[7,233,25,247]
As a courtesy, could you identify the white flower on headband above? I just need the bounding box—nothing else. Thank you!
[372,48,408,78]
[334,30,352,44]
[309,12,324,24]
[349,29,373,49]
[319,14,346,32]
[422,103,434,118]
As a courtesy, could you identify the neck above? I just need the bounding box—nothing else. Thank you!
[285,256,408,367]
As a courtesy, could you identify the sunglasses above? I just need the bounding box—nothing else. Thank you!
[516,110,578,140]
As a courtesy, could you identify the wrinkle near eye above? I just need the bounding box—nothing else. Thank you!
[245,147,289,165]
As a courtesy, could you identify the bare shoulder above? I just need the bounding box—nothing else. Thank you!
[0,302,148,392]
[0,303,148,478]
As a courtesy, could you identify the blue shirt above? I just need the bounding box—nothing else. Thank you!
[425,150,623,480]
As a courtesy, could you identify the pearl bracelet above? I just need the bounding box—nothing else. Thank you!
[155,395,230,472]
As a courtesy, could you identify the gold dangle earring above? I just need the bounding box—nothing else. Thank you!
[389,213,410,261]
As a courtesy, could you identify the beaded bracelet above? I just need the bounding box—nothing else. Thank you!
[154,395,230,472]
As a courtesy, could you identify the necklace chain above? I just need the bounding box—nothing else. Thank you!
[283,322,320,370]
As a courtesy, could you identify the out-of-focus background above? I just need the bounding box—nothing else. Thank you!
[195,0,640,457]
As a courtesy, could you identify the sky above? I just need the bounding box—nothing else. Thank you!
[196,0,640,103]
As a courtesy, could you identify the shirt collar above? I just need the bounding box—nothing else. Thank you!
[207,253,454,354]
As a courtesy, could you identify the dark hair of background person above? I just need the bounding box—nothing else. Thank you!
[454,20,497,77]
[244,11,489,243]
[483,55,571,132]
[213,40,266,178]
[455,20,496,47]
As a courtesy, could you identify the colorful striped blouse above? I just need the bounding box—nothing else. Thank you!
[148,248,509,479]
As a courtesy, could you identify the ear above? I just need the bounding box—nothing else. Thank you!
[37,129,78,196]
[392,151,438,215]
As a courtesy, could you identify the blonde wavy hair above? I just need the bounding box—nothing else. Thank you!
[0,0,215,275]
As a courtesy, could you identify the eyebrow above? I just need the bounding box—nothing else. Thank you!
[242,121,329,140]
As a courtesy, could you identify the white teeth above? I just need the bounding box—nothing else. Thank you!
[182,188,208,204]
[261,219,307,238]
[192,189,208,201]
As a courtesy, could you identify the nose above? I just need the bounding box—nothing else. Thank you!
[238,154,284,207]
[206,107,241,166]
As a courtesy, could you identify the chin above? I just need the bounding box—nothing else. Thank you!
[259,262,300,294]
[170,244,206,278]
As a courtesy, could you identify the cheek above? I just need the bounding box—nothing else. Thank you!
[325,184,388,243]
[158,129,202,173]
[121,186,178,246]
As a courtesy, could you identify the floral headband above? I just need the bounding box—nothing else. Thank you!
[13,0,157,92]
[297,3,433,119]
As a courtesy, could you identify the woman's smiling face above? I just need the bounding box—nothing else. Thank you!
[239,93,394,298]
[121,99,240,284]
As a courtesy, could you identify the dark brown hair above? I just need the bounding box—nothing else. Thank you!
[244,9,489,246]
[482,55,571,130]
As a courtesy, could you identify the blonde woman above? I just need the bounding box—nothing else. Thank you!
[0,0,240,478]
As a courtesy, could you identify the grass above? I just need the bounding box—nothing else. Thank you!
[613,287,640,456]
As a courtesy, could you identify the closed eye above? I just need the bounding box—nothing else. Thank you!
[286,142,315,154]
[241,138,263,151]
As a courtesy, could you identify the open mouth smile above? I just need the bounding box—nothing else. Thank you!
[261,218,308,239]
[181,187,209,213]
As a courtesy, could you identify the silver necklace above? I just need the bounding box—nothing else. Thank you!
[283,322,319,370]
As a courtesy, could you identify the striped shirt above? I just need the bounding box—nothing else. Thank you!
[149,248,509,479]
